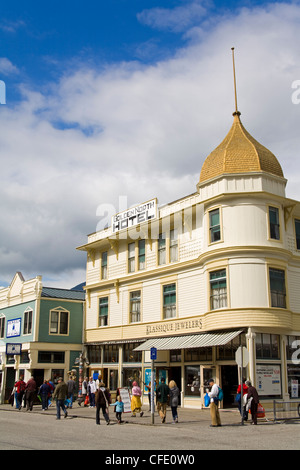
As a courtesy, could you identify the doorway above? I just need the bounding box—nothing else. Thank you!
[220,365,238,408]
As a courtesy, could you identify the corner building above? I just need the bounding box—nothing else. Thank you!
[78,109,300,409]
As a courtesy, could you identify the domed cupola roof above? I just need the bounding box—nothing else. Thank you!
[199,48,284,185]
[199,110,284,184]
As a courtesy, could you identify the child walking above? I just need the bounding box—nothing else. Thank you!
[110,395,124,424]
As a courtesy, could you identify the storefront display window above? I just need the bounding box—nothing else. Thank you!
[185,365,200,396]
[103,344,119,363]
[123,368,142,389]
[256,334,280,359]
[123,343,142,362]
[184,347,212,362]
[287,364,300,399]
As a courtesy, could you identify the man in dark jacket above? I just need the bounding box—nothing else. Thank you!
[25,376,36,411]
[246,380,259,425]
[95,382,111,425]
[53,377,68,419]
[156,377,170,424]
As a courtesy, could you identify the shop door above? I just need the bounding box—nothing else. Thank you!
[169,367,181,405]
[5,368,15,402]
[221,365,238,408]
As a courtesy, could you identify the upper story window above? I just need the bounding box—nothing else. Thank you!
[138,240,145,270]
[99,297,109,326]
[23,308,33,335]
[158,233,166,265]
[163,283,176,319]
[101,251,108,279]
[269,206,280,240]
[295,219,300,250]
[129,291,141,323]
[50,308,69,335]
[269,268,286,308]
[0,316,5,338]
[170,229,178,262]
[128,242,135,273]
[210,269,227,310]
[209,208,221,243]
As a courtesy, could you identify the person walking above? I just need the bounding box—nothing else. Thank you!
[78,376,88,406]
[236,379,248,421]
[53,377,68,420]
[88,376,97,407]
[14,376,26,410]
[156,377,170,424]
[67,376,76,408]
[25,376,36,411]
[110,395,124,424]
[208,378,221,427]
[95,382,111,425]
[39,380,51,411]
[168,380,180,424]
[245,380,260,425]
[130,381,144,417]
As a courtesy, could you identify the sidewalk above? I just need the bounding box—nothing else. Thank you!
[0,402,274,427]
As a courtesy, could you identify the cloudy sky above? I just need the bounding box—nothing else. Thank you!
[0,0,300,288]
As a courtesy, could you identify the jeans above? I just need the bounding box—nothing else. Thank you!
[41,393,48,410]
[56,399,67,419]
[171,406,178,421]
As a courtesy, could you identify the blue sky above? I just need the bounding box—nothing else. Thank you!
[0,0,300,287]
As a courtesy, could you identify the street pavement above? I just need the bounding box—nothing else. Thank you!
[0,402,299,451]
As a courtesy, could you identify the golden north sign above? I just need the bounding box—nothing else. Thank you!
[112,198,157,233]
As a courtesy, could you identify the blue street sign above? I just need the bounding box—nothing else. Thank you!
[150,347,157,360]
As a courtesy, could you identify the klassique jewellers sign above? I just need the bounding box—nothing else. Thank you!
[146,318,203,336]
[112,198,157,233]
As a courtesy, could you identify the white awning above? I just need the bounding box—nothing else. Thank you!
[133,330,243,351]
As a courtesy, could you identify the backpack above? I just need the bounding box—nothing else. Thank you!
[217,387,224,401]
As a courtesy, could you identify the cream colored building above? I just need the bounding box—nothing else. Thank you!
[78,109,300,409]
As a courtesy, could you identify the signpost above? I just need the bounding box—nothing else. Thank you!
[150,347,157,425]
[235,346,249,425]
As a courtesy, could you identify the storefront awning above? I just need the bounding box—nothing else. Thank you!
[133,330,243,351]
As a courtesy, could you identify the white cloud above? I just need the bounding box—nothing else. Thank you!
[137,0,208,33]
[0,57,19,75]
[0,2,300,287]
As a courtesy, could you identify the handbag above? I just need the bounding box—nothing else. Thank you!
[235,393,241,403]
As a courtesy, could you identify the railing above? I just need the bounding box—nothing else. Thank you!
[273,400,300,422]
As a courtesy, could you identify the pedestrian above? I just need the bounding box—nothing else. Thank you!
[53,377,68,420]
[236,379,248,421]
[110,395,124,424]
[78,376,88,406]
[25,376,36,411]
[88,376,97,407]
[14,376,26,410]
[208,378,221,427]
[48,380,54,407]
[67,376,77,408]
[156,377,170,424]
[130,381,144,417]
[95,382,111,425]
[168,380,180,424]
[39,380,51,411]
[245,380,259,425]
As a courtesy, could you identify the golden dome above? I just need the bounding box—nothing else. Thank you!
[199,112,284,184]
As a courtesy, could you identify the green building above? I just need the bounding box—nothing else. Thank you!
[0,272,85,403]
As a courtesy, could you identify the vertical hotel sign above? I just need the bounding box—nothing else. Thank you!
[112,198,157,233]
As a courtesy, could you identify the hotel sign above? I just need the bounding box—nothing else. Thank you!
[112,198,157,233]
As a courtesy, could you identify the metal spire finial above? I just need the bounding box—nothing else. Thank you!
[231,47,241,117]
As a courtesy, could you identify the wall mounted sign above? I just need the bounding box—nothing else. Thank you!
[7,318,21,338]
